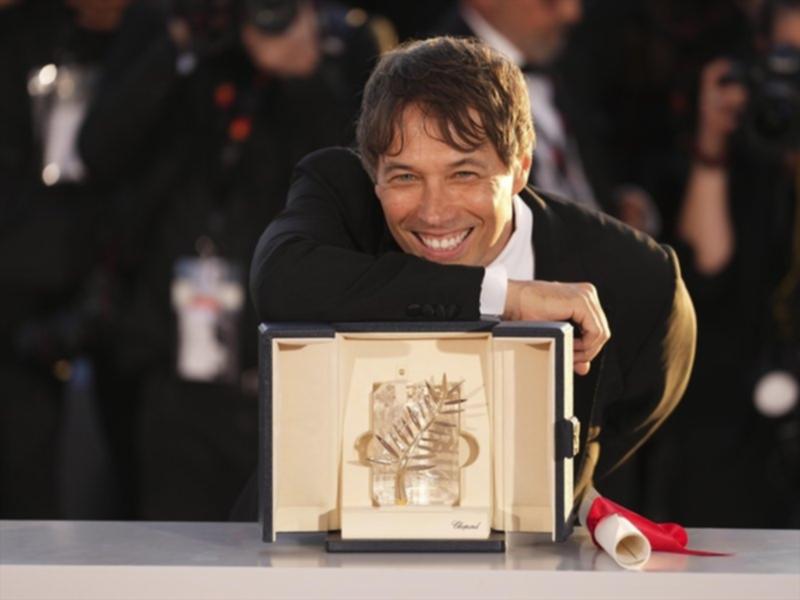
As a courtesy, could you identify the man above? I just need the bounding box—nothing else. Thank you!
[250,37,696,497]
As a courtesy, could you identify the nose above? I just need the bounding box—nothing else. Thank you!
[415,179,456,228]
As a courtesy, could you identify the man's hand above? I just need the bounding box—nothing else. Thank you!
[504,280,611,375]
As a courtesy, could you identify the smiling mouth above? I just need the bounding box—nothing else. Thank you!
[414,228,473,254]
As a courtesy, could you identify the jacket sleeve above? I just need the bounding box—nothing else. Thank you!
[249,149,486,322]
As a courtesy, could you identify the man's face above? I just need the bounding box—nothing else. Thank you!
[374,104,531,267]
[470,0,582,65]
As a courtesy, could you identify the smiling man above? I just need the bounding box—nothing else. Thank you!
[250,37,696,492]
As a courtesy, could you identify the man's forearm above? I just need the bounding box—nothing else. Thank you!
[250,236,485,323]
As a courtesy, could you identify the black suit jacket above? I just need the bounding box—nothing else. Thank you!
[250,147,696,494]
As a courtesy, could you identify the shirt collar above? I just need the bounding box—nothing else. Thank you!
[488,194,535,281]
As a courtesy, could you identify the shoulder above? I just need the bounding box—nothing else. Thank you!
[291,147,375,208]
[528,188,681,357]
[287,147,385,247]
[295,146,368,179]
[532,187,676,290]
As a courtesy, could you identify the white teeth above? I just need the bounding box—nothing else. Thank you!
[418,229,469,251]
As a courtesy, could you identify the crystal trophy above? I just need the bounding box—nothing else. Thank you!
[366,374,466,507]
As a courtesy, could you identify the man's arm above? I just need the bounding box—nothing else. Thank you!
[249,148,486,322]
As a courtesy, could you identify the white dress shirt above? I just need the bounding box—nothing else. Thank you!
[479,195,535,316]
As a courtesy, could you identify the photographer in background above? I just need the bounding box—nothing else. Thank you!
[660,0,800,527]
[78,0,385,519]
[0,0,130,519]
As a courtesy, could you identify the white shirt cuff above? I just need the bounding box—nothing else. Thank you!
[480,264,508,317]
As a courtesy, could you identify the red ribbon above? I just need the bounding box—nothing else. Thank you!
[586,496,731,556]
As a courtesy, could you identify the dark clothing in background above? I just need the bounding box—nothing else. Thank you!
[78,3,378,519]
[652,137,799,528]
[559,0,755,233]
[0,1,120,518]
[552,0,800,523]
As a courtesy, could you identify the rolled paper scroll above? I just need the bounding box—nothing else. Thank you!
[578,487,650,570]
[579,486,730,570]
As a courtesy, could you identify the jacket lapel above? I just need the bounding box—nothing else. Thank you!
[524,186,581,283]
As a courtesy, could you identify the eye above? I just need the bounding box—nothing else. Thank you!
[453,170,478,180]
[390,173,417,183]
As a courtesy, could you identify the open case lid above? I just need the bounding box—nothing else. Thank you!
[492,321,576,542]
[258,321,577,544]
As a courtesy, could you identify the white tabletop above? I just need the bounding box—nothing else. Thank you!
[1,521,798,600]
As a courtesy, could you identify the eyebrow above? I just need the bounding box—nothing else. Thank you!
[380,156,487,175]
[381,161,416,175]
[448,157,486,169]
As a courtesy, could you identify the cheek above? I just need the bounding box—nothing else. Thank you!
[377,187,418,230]
[463,178,511,220]
[472,180,514,243]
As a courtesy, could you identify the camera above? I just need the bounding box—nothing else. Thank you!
[725,45,800,152]
[170,0,301,34]
[242,0,299,33]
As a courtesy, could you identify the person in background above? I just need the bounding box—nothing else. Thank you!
[0,0,132,519]
[435,0,659,228]
[656,0,799,527]
[78,0,387,520]
[561,0,760,240]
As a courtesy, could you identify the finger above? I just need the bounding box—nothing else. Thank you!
[573,347,598,362]
[573,302,611,361]
[574,361,591,376]
[583,283,611,349]
[572,303,601,356]
[574,292,605,358]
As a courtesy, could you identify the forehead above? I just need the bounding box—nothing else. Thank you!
[380,104,493,165]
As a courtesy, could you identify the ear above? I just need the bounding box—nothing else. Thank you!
[512,152,533,194]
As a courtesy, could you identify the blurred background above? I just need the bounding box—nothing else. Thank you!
[1,0,798,528]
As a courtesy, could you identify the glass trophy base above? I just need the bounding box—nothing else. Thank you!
[325,531,506,553]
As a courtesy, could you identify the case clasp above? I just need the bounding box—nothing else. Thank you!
[556,416,581,459]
